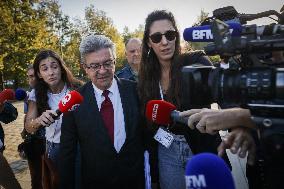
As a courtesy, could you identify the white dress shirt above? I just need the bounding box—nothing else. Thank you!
[92,79,126,153]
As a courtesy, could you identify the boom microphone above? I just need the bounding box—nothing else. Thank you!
[0,89,15,104]
[145,100,188,125]
[183,22,242,42]
[52,90,83,120]
[185,153,235,189]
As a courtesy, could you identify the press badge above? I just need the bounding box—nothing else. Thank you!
[154,128,174,148]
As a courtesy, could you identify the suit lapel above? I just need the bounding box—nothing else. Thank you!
[116,77,131,142]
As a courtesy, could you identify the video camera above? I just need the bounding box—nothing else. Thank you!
[182,6,284,143]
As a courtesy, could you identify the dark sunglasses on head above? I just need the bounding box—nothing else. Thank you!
[149,30,177,43]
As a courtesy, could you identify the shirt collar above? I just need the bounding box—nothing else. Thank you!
[92,78,117,97]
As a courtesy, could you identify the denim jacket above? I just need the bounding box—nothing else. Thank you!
[116,65,138,81]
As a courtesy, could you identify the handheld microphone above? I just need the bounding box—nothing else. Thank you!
[52,90,83,120]
[0,89,15,104]
[183,22,242,42]
[145,100,188,125]
[15,88,27,101]
[185,153,235,189]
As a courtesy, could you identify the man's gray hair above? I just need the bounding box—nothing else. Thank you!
[79,34,116,64]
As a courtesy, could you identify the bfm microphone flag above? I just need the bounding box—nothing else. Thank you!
[185,153,235,189]
[183,22,242,42]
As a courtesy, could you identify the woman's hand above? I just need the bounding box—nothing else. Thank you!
[37,110,58,127]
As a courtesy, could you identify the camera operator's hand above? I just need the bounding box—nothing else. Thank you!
[179,108,256,133]
[218,127,256,165]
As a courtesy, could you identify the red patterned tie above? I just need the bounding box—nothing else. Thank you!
[100,90,114,143]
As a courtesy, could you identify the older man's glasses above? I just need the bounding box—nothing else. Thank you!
[149,30,177,43]
[84,60,114,71]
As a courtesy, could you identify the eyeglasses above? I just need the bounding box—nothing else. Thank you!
[149,30,177,43]
[84,59,115,71]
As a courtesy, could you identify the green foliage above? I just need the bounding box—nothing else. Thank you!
[0,0,44,89]
[85,5,126,69]
[188,9,210,51]
[0,1,146,88]
[122,24,144,44]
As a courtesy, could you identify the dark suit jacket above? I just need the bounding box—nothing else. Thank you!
[60,78,144,189]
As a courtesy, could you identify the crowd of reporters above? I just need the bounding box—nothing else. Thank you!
[0,8,283,189]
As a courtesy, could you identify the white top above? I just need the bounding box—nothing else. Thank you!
[92,79,126,153]
[220,62,230,69]
[28,85,69,143]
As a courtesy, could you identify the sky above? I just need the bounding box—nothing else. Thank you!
[58,0,283,33]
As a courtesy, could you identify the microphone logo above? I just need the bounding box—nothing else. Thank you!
[185,174,207,189]
[152,103,159,121]
[192,28,234,40]
[192,30,213,40]
[61,94,71,106]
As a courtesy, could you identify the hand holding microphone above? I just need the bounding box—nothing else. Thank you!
[179,108,256,134]
[145,100,189,125]
[34,90,83,128]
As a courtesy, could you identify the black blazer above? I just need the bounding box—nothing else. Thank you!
[60,78,144,189]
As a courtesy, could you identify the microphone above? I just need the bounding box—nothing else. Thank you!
[185,153,235,189]
[183,22,242,42]
[145,100,188,125]
[52,90,83,120]
[0,89,15,104]
[15,88,27,101]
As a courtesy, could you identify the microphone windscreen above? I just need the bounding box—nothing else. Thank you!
[15,88,27,101]
[185,153,235,189]
[183,22,242,42]
[145,100,176,125]
[58,90,83,113]
[0,89,15,103]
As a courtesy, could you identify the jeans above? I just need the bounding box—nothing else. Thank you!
[158,134,193,189]
[46,141,60,169]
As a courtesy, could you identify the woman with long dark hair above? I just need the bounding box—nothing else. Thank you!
[25,49,83,168]
[138,10,229,189]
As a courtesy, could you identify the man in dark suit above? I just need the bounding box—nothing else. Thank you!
[60,34,145,189]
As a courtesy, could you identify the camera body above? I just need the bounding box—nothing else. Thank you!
[182,6,284,141]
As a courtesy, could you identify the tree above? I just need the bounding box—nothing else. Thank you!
[0,0,47,89]
[122,24,144,44]
[184,9,221,63]
[188,9,210,51]
[84,5,125,69]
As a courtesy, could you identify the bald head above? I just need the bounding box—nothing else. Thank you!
[125,38,142,68]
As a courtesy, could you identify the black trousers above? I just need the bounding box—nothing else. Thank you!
[25,138,45,189]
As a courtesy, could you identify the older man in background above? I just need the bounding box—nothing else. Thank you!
[116,38,142,81]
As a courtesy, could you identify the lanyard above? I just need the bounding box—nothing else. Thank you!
[159,82,164,100]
